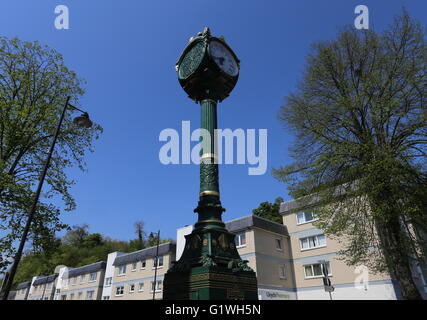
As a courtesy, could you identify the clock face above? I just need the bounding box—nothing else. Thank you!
[209,40,239,77]
[178,41,205,79]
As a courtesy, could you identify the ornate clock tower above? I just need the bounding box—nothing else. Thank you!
[163,27,258,300]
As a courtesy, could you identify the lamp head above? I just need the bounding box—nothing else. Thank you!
[73,112,93,128]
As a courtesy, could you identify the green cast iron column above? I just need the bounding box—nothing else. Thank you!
[194,98,226,231]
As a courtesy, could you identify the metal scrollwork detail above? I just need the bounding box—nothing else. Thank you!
[227,259,253,272]
[199,254,217,267]
[200,162,219,189]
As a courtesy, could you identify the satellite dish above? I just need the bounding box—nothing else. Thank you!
[54,265,66,274]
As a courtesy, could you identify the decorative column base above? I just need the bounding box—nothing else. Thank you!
[163,227,258,300]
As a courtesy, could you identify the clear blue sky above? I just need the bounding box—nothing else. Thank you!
[1,1,426,242]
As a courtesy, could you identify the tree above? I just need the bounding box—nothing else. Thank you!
[131,221,146,250]
[252,197,284,224]
[274,10,427,299]
[0,36,102,272]
[62,224,90,247]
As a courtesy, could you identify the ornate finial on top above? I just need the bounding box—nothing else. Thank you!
[203,27,211,37]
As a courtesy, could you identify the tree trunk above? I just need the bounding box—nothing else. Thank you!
[375,217,422,300]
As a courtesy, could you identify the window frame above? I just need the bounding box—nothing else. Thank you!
[115,286,124,297]
[105,277,112,286]
[141,260,146,269]
[299,234,327,251]
[118,264,127,276]
[234,232,247,248]
[279,264,287,279]
[86,290,94,300]
[275,238,283,251]
[150,280,163,293]
[303,262,332,279]
[89,272,97,282]
[152,255,164,269]
[138,282,144,292]
[296,210,318,225]
[131,262,137,272]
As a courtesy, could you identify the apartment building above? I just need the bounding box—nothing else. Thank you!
[14,281,31,300]
[27,274,58,300]
[280,198,402,300]
[55,262,106,300]
[110,242,176,300]
[177,215,297,300]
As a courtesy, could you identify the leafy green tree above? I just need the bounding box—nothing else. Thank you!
[252,197,284,224]
[274,10,427,299]
[0,36,102,272]
[62,224,90,247]
[129,221,146,251]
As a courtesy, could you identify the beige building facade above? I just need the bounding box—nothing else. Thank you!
[280,199,402,300]
[110,242,176,300]
[55,262,106,300]
[14,281,31,300]
[27,274,58,300]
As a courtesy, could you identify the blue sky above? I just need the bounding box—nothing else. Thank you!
[1,1,426,242]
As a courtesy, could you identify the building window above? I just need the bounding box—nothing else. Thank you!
[78,292,82,299]
[150,280,162,293]
[102,296,110,300]
[89,272,97,282]
[80,275,86,284]
[141,260,146,269]
[105,277,112,287]
[70,293,74,300]
[279,264,287,279]
[118,265,126,275]
[296,211,317,225]
[86,290,94,300]
[129,283,135,293]
[275,238,283,251]
[153,256,164,269]
[61,295,67,300]
[300,234,326,251]
[47,282,52,289]
[304,262,331,279]
[138,282,144,292]
[115,286,124,296]
[71,277,77,286]
[234,232,246,248]
[131,262,137,271]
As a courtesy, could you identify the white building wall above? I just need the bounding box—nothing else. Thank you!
[101,251,124,300]
[176,225,194,260]
[54,267,71,300]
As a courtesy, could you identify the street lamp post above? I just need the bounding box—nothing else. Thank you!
[1,96,93,300]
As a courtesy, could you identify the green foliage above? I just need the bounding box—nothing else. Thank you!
[252,197,284,224]
[0,36,103,272]
[274,10,427,299]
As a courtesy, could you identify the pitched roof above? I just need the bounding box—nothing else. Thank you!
[32,274,58,286]
[225,214,288,236]
[16,281,31,290]
[113,242,176,266]
[68,261,106,278]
